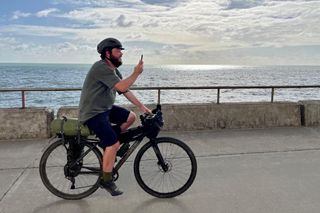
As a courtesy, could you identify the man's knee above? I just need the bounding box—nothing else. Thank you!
[127,111,136,124]
[108,141,120,151]
[114,141,120,150]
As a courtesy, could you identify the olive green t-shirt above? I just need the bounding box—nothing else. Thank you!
[78,60,123,123]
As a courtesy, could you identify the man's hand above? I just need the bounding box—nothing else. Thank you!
[114,59,143,93]
[140,105,152,114]
[133,59,143,75]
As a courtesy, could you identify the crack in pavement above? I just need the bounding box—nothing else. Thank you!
[0,153,42,204]
[0,168,27,203]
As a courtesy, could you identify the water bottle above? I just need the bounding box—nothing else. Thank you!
[117,143,130,157]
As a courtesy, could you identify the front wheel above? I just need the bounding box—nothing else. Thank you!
[134,137,197,198]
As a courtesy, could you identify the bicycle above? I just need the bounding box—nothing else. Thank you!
[39,105,197,200]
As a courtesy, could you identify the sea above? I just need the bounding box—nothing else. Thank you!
[1,63,320,111]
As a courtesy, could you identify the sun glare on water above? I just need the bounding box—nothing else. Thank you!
[160,64,243,71]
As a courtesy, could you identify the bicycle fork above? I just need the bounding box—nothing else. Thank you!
[151,139,169,172]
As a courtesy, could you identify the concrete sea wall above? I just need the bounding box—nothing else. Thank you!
[57,102,301,130]
[300,100,320,126]
[0,108,54,140]
[0,101,319,140]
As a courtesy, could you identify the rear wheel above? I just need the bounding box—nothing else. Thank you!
[134,137,197,198]
[39,139,102,200]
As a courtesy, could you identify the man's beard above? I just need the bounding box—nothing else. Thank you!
[109,55,122,68]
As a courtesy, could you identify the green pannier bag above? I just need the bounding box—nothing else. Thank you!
[50,118,92,137]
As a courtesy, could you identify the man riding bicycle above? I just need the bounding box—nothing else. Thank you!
[78,38,151,196]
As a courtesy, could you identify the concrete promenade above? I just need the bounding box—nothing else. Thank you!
[1,127,320,213]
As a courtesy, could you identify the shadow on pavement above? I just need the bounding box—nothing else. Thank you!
[129,197,193,213]
[33,199,90,213]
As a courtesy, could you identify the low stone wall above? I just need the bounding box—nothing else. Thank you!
[162,102,301,130]
[57,102,301,130]
[0,108,54,140]
[2,101,319,140]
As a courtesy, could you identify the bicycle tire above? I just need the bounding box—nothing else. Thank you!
[134,137,197,198]
[39,139,102,200]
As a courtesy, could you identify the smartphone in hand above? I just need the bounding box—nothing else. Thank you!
[140,54,143,61]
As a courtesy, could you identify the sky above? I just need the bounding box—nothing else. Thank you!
[0,0,319,65]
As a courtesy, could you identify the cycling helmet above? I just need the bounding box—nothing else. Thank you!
[97,38,124,54]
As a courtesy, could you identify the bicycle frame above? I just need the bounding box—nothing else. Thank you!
[114,137,144,171]
[63,107,165,178]
[64,127,147,177]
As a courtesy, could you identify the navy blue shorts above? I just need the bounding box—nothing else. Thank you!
[85,105,130,148]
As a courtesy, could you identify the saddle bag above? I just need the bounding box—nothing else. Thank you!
[50,117,91,137]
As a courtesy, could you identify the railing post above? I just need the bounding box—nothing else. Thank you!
[157,89,161,105]
[271,88,274,103]
[22,90,26,108]
[217,88,220,104]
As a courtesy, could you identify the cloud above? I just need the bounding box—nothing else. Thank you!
[113,15,133,27]
[36,8,59,17]
[125,33,144,40]
[11,11,31,20]
[141,0,184,7]
[53,0,143,7]
[0,35,17,49]
[0,25,76,37]
[2,0,320,64]
[224,0,265,10]
[6,1,320,48]
[57,42,78,52]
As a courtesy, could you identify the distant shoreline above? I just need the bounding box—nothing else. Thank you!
[1,62,320,67]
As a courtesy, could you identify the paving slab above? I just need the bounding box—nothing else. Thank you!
[0,139,49,169]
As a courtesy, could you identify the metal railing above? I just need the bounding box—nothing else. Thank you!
[1,85,320,108]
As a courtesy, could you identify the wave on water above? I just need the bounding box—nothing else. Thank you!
[1,63,320,110]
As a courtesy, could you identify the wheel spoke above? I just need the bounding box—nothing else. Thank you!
[134,137,197,198]
[39,140,102,199]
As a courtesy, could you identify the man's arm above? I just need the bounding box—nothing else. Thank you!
[114,61,143,93]
[123,90,152,114]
